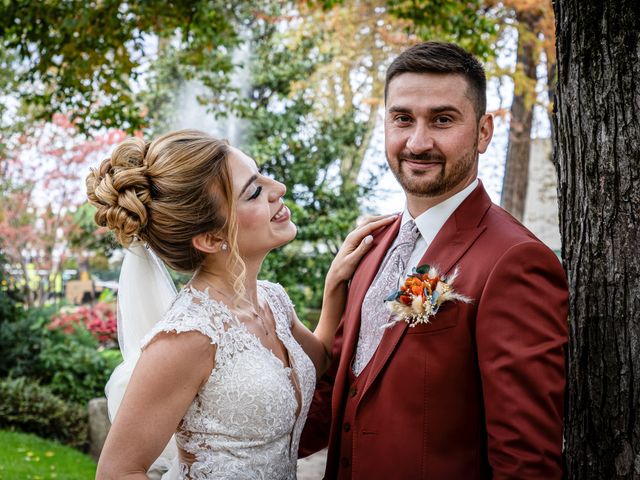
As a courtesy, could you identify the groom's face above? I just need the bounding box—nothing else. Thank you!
[384,72,493,201]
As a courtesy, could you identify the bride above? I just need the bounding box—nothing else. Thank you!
[86,129,393,479]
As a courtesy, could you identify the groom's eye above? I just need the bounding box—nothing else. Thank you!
[394,114,412,124]
[248,186,263,200]
[434,116,453,126]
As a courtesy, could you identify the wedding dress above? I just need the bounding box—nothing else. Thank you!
[140,280,316,480]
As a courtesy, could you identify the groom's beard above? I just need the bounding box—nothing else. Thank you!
[387,145,478,198]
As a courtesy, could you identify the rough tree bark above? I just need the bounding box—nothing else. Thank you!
[554,0,640,478]
[500,11,539,221]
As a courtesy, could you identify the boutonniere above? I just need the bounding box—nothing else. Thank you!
[382,264,471,329]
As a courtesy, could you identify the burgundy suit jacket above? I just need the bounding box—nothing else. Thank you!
[300,182,568,479]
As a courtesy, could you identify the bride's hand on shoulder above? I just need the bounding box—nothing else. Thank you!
[299,213,397,374]
[326,214,398,286]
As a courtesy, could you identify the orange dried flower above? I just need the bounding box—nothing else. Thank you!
[399,294,412,306]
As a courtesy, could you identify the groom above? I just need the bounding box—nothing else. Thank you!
[300,42,568,479]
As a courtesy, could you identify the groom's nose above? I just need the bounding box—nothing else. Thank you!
[406,124,435,154]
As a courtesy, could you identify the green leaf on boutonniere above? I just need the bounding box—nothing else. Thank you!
[415,264,431,274]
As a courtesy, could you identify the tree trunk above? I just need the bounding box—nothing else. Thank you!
[500,13,539,221]
[554,1,640,478]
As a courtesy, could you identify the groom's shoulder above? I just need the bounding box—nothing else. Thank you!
[478,202,559,259]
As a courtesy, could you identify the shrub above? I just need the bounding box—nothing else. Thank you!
[39,328,115,404]
[49,302,117,346]
[0,306,53,379]
[0,250,24,325]
[0,377,88,449]
[100,348,124,372]
[0,285,22,324]
[0,306,119,404]
[0,250,25,339]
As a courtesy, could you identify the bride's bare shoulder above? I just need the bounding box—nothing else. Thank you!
[140,330,216,387]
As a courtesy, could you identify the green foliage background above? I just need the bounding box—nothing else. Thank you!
[0,377,89,449]
[0,293,121,447]
[0,306,120,405]
[239,20,372,320]
[0,1,497,323]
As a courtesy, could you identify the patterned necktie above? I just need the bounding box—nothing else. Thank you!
[353,220,420,376]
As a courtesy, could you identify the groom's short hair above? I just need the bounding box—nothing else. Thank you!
[385,41,487,120]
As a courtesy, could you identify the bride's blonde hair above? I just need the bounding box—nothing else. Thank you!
[86,129,246,296]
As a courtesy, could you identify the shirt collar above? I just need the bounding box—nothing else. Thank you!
[401,179,479,246]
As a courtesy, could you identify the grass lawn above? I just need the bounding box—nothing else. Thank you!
[0,430,96,479]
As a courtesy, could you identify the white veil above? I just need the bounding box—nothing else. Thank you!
[105,242,179,477]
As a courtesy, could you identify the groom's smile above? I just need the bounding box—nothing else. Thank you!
[398,151,446,173]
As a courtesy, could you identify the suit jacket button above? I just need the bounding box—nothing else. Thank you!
[343,422,351,432]
[348,386,357,397]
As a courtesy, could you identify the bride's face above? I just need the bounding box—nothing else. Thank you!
[227,147,297,258]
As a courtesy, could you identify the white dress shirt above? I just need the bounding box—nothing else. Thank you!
[401,179,478,278]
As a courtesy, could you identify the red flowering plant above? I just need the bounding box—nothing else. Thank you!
[383,264,471,329]
[49,302,117,347]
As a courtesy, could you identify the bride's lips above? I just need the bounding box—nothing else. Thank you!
[271,203,290,223]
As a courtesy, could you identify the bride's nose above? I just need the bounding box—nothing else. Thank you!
[268,180,287,201]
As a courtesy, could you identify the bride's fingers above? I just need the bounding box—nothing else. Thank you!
[356,213,397,227]
[339,233,374,268]
[348,234,375,259]
[339,215,397,256]
[332,216,397,281]
[330,233,375,282]
[350,215,397,241]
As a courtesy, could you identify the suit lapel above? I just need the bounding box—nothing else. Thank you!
[331,216,402,410]
[420,218,486,277]
[361,182,492,398]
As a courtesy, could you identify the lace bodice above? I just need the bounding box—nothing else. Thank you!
[141,281,316,480]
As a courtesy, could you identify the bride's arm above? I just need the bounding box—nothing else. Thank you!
[292,215,396,375]
[96,332,215,479]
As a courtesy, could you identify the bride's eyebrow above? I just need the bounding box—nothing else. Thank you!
[239,173,259,196]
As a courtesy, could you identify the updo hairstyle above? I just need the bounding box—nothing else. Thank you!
[86,129,241,277]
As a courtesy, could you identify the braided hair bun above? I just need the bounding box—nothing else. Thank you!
[86,137,152,247]
[85,130,234,274]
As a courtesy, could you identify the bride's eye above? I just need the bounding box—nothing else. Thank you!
[248,186,263,200]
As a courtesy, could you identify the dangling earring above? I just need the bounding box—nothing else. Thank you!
[221,242,228,251]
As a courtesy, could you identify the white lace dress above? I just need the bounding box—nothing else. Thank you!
[140,281,316,480]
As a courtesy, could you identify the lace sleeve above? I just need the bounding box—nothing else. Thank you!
[259,281,296,328]
[140,287,228,349]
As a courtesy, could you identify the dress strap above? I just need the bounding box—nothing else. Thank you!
[258,281,295,328]
[140,286,234,349]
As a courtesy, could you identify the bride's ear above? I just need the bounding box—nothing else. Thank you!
[192,232,227,254]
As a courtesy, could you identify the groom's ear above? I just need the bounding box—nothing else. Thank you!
[476,113,494,154]
[192,232,225,254]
